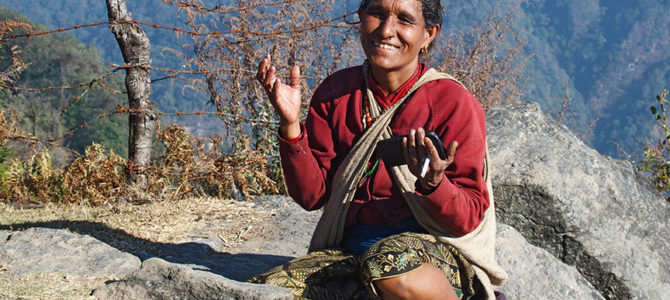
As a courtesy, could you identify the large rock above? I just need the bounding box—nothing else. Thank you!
[487,102,670,299]
[495,224,603,299]
[235,195,320,257]
[92,257,294,300]
[0,227,140,276]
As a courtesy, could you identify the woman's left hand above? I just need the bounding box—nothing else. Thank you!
[402,128,458,192]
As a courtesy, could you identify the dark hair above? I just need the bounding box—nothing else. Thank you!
[358,0,444,29]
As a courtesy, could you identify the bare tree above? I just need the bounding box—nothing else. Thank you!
[106,0,156,189]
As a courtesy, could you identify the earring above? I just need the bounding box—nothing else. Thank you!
[420,47,428,55]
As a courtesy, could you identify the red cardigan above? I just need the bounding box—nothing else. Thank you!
[278,65,489,237]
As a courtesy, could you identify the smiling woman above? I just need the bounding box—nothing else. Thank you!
[250,0,507,299]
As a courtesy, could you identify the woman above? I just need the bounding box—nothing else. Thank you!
[252,0,507,299]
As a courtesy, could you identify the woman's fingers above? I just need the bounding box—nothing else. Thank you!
[408,129,419,164]
[445,141,458,164]
[265,66,277,90]
[289,65,301,89]
[257,54,280,97]
[256,54,271,83]
[271,77,282,101]
[416,128,427,160]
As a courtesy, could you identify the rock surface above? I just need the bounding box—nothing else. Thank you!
[235,195,320,257]
[495,224,604,299]
[0,227,140,276]
[92,257,293,300]
[488,102,670,299]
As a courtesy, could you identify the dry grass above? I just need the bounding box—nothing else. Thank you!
[0,272,112,300]
[0,123,280,206]
[0,197,271,250]
[0,197,273,299]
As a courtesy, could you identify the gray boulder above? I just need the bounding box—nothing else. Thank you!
[495,224,604,299]
[487,101,670,299]
[0,227,140,276]
[92,257,294,300]
[236,195,320,257]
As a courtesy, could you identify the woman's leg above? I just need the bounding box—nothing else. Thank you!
[360,232,477,300]
[373,263,459,300]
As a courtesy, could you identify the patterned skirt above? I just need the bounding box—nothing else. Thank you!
[249,232,478,300]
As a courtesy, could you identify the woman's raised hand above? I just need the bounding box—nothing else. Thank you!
[256,54,302,139]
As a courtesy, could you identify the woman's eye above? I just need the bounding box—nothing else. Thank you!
[398,16,415,25]
[369,12,383,19]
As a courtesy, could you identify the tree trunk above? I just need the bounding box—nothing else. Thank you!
[106,0,156,190]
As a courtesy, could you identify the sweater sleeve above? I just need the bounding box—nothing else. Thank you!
[278,79,338,211]
[416,83,490,236]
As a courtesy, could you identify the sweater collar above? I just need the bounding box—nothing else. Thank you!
[367,63,427,109]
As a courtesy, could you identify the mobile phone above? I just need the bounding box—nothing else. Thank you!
[377,130,447,167]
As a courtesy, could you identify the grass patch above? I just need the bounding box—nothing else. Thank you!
[0,272,115,300]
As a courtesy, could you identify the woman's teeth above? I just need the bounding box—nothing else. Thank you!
[375,42,397,50]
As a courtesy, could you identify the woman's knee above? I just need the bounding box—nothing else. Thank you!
[372,263,458,300]
[373,273,413,300]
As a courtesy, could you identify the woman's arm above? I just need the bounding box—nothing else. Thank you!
[257,57,340,210]
[402,83,490,236]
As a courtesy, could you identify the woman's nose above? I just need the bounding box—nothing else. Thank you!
[378,17,397,38]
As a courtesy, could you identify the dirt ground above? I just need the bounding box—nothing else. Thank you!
[0,197,272,299]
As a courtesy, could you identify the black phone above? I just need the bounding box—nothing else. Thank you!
[377,131,447,167]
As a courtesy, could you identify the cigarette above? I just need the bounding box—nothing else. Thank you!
[420,156,430,178]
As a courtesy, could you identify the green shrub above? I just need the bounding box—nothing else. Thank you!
[637,90,670,201]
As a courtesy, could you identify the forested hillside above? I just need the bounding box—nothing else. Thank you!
[519,0,670,155]
[443,0,670,155]
[0,7,127,157]
[1,0,669,157]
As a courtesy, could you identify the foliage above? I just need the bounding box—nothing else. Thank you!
[0,7,128,157]
[150,125,278,201]
[0,121,277,204]
[637,90,670,202]
[0,18,29,182]
[60,143,126,205]
[0,108,17,185]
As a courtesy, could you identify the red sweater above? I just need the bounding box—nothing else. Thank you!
[278,65,489,236]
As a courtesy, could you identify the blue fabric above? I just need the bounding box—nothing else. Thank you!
[343,219,426,255]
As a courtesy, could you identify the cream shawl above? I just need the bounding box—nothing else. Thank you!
[308,65,508,299]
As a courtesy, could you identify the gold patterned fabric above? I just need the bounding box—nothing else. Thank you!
[249,232,477,300]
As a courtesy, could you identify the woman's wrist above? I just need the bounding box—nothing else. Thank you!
[417,173,443,194]
[280,122,301,140]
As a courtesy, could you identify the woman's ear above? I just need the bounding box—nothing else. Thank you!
[423,24,441,48]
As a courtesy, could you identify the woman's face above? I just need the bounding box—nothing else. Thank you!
[358,0,439,75]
